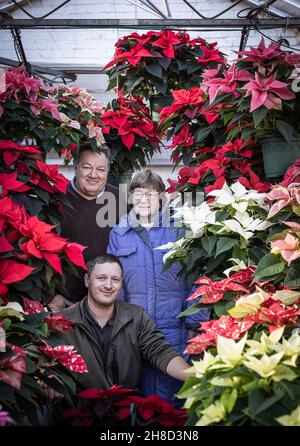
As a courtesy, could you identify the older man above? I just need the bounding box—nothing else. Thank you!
[61,254,189,392]
[49,144,124,311]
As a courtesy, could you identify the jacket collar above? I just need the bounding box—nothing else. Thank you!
[68,297,133,340]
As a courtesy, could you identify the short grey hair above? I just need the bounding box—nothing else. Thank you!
[129,169,165,193]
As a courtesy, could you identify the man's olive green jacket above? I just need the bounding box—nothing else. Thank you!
[61,298,179,391]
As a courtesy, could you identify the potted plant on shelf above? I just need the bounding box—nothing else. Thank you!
[0,66,105,162]
[101,93,160,184]
[202,38,300,179]
[103,30,225,122]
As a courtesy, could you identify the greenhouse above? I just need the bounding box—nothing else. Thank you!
[1,0,300,431]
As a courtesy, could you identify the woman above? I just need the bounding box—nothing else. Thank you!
[107,169,208,404]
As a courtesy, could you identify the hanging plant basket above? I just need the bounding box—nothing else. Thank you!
[149,95,173,124]
[260,136,300,178]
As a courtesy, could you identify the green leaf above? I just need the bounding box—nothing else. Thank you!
[284,261,300,288]
[252,390,285,416]
[248,388,266,416]
[151,79,168,95]
[54,369,76,394]
[214,300,235,317]
[106,77,117,91]
[202,236,217,257]
[158,57,171,70]
[177,304,202,318]
[255,253,285,280]
[215,238,238,257]
[205,255,226,275]
[70,132,80,143]
[253,107,268,128]
[194,126,213,143]
[221,388,237,414]
[177,376,201,399]
[145,63,162,79]
[35,189,49,205]
[127,76,144,92]
[45,265,54,286]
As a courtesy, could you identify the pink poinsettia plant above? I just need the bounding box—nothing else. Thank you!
[254,175,300,287]
[0,65,105,163]
[202,38,300,144]
[104,30,225,99]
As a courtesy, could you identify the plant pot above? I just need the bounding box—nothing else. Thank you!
[107,170,134,188]
[260,137,300,178]
[149,95,173,123]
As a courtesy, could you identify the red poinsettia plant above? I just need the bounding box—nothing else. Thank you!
[64,386,187,427]
[158,87,224,167]
[0,195,86,303]
[0,297,88,425]
[185,267,300,355]
[103,30,225,99]
[0,139,70,221]
[167,138,270,194]
[101,93,160,177]
[0,156,88,425]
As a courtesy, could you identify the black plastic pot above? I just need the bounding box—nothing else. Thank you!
[260,136,300,178]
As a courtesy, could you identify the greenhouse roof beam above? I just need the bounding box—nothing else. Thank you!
[0,18,300,28]
[0,56,76,80]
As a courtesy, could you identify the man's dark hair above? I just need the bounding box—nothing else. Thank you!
[74,143,111,165]
[86,254,123,277]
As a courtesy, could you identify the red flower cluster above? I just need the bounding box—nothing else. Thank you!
[104,30,224,70]
[39,342,88,373]
[78,385,135,399]
[170,138,271,193]
[189,275,249,304]
[0,140,70,197]
[115,394,187,426]
[159,87,205,122]
[0,259,35,302]
[65,386,187,427]
[0,196,86,283]
[22,298,74,333]
[186,290,300,354]
[185,314,256,355]
[234,37,300,67]
[258,301,300,331]
[101,96,159,150]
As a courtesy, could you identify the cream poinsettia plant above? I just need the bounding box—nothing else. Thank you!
[179,326,300,426]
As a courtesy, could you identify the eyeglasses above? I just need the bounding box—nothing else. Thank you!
[132,190,159,202]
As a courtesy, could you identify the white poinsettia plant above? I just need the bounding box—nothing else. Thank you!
[157,182,272,280]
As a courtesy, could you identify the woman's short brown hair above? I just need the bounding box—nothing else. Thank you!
[129,169,165,193]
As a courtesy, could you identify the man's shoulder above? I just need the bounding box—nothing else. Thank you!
[61,301,82,322]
